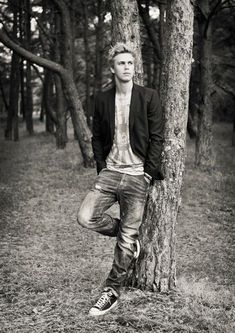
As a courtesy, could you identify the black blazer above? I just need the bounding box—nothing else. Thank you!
[92,83,164,180]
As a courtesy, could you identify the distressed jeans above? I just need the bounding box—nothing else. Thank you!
[77,169,150,296]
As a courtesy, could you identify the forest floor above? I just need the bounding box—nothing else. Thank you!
[0,119,234,333]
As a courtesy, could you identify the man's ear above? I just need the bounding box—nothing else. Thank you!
[110,67,115,74]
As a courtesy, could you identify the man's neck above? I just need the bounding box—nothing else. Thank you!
[115,79,133,96]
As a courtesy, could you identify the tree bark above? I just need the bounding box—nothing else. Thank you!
[44,71,55,134]
[5,7,20,141]
[0,74,9,112]
[82,0,91,127]
[54,74,67,148]
[187,18,200,139]
[195,0,214,169]
[19,1,26,119]
[131,0,194,292]
[94,0,105,95]
[232,119,235,147]
[24,0,34,135]
[110,0,144,85]
[54,10,67,148]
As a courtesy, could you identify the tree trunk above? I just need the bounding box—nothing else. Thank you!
[5,7,20,141]
[143,1,153,87]
[232,119,235,147]
[44,71,55,134]
[82,0,91,127]
[69,0,76,72]
[158,1,166,85]
[61,71,94,166]
[20,60,26,119]
[187,18,200,139]
[130,0,194,292]
[54,74,66,148]
[195,0,214,169]
[19,1,26,119]
[0,74,9,112]
[94,0,105,95]
[24,0,34,135]
[145,41,153,87]
[152,57,160,89]
[110,0,144,85]
[54,11,67,148]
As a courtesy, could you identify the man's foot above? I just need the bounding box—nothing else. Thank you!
[89,288,118,316]
[133,239,140,259]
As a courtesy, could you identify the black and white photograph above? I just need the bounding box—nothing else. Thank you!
[0,0,234,332]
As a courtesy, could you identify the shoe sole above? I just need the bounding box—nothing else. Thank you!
[88,300,118,317]
[133,240,140,259]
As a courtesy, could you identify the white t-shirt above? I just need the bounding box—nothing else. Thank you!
[106,93,144,175]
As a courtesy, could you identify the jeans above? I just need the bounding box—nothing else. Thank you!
[77,169,150,296]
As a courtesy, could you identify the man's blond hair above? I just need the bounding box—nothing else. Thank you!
[108,42,136,66]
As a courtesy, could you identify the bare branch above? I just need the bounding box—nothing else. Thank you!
[0,27,64,74]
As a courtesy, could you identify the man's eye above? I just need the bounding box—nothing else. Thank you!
[128,62,133,65]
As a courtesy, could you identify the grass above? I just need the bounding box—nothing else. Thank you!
[0,119,234,332]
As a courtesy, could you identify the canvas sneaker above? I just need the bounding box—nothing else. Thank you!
[133,239,140,259]
[89,288,118,316]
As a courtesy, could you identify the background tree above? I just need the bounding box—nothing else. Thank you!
[5,1,20,141]
[24,0,34,135]
[194,0,214,169]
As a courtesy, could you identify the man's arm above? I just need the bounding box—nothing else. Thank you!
[91,95,107,174]
[144,89,164,180]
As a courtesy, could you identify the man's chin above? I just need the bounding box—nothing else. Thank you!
[120,77,133,82]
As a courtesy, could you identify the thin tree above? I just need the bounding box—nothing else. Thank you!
[93,0,105,95]
[82,0,92,127]
[5,2,20,141]
[24,0,34,135]
[195,0,214,169]
[54,9,67,148]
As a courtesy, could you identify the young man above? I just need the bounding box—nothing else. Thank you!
[77,43,164,316]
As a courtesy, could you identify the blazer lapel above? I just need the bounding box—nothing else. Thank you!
[108,86,116,140]
[129,84,139,131]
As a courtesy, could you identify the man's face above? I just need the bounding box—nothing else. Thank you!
[111,53,135,82]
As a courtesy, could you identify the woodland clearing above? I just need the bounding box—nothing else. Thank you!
[0,119,234,333]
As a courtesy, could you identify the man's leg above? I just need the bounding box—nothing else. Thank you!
[105,174,149,296]
[77,169,120,237]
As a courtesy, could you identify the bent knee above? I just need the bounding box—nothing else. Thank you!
[77,209,90,228]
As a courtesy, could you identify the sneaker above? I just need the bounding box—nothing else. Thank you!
[89,288,118,316]
[133,239,140,259]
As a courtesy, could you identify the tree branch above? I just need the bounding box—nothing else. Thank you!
[0,28,64,74]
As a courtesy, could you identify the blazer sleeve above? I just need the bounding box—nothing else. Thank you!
[144,90,164,180]
[91,94,107,174]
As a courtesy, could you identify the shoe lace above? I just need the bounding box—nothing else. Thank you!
[95,291,112,308]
